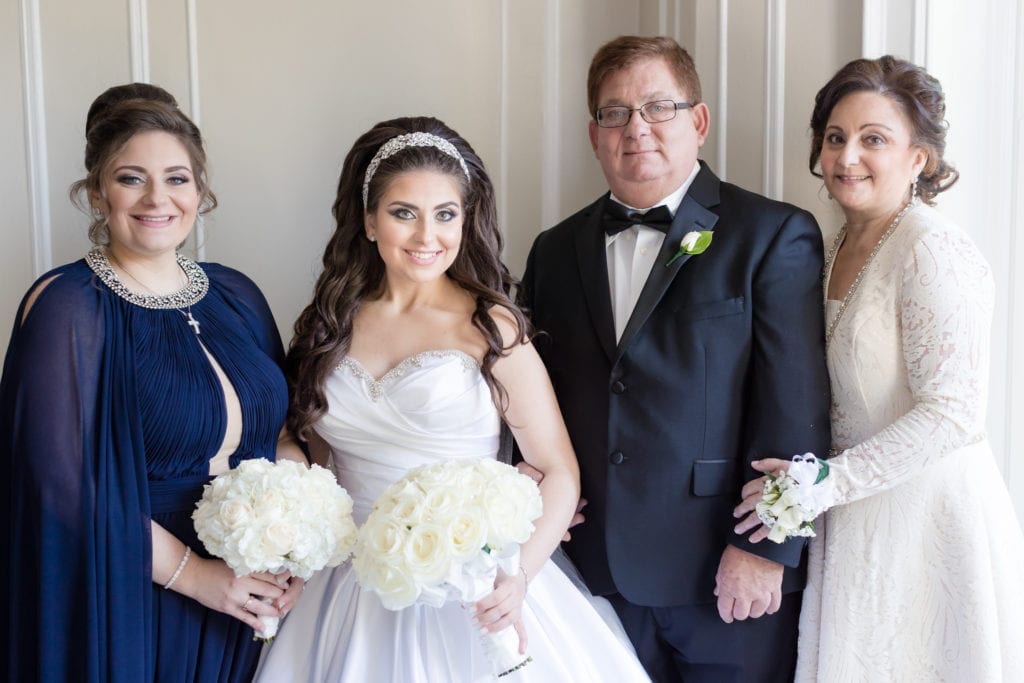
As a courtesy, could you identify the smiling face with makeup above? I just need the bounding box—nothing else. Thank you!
[364,169,464,289]
[92,130,199,261]
[819,91,928,226]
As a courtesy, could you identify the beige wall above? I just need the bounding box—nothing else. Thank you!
[4,0,1021,516]
[1,0,33,338]
[3,0,862,336]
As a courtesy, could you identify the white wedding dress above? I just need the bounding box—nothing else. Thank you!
[797,203,1024,682]
[255,350,650,682]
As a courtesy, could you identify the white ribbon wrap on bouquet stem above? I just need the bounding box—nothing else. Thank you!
[453,545,531,676]
[254,596,280,641]
[475,619,532,677]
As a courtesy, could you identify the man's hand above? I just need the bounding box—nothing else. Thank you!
[713,544,783,623]
[515,461,586,541]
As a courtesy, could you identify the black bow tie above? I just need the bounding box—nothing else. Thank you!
[603,202,674,235]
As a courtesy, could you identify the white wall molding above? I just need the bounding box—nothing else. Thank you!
[498,0,510,250]
[19,0,52,277]
[762,0,785,199]
[911,0,928,65]
[540,0,561,227]
[1005,0,1024,500]
[716,0,728,180]
[185,0,204,258]
[862,0,887,57]
[127,0,150,83]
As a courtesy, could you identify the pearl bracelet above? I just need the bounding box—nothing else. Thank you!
[520,564,529,588]
[163,546,191,590]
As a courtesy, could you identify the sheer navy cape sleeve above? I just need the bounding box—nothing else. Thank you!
[1,259,287,682]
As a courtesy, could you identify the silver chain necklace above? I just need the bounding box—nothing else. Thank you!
[104,249,202,335]
[823,200,915,345]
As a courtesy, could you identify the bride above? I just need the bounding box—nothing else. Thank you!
[255,117,650,681]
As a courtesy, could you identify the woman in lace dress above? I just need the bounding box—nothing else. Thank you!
[734,56,1024,680]
[0,84,306,682]
[255,116,649,681]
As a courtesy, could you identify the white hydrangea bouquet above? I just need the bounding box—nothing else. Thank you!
[193,458,358,638]
[352,458,542,677]
[756,453,835,543]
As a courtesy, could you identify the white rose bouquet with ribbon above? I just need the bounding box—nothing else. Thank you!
[756,453,834,543]
[353,458,542,677]
[192,458,358,638]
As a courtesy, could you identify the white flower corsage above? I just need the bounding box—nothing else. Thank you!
[756,453,834,543]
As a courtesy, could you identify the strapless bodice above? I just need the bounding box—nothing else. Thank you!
[314,350,500,522]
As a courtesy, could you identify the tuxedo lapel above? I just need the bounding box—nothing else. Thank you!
[616,164,721,360]
[573,197,618,363]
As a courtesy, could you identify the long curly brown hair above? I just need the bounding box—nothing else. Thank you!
[287,116,530,439]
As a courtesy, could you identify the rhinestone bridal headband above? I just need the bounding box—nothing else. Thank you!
[362,132,471,206]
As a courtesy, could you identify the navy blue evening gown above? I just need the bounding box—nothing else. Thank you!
[1,250,288,682]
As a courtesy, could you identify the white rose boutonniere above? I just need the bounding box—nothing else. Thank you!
[755,453,834,543]
[666,230,713,266]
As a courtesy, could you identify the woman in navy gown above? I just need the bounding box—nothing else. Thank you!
[0,83,306,682]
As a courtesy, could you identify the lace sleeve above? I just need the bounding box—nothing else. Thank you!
[828,221,994,507]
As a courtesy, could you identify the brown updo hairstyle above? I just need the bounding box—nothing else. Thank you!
[287,116,531,439]
[70,83,216,245]
[809,55,958,204]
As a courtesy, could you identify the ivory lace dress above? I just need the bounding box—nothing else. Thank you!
[796,203,1024,681]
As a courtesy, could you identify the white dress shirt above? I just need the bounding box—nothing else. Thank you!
[606,162,701,342]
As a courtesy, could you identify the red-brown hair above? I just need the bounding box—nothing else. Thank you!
[587,35,702,117]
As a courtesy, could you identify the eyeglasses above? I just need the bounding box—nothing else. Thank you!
[594,100,694,128]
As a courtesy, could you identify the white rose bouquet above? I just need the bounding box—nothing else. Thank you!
[756,453,835,543]
[192,458,358,638]
[352,458,542,677]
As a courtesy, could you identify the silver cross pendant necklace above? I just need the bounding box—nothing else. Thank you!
[107,250,201,336]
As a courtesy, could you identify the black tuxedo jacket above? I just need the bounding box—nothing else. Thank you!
[520,162,831,607]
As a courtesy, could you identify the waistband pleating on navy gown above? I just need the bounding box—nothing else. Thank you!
[149,474,213,514]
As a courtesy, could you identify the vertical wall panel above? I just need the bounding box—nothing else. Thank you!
[762,0,785,199]
[724,0,766,193]
[40,0,130,269]
[1,1,34,353]
[924,0,1022,520]
[1008,0,1024,516]
[553,0,639,227]
[147,1,191,112]
[195,1,503,334]
[16,0,49,278]
[502,0,549,275]
[783,0,862,237]
[688,0,722,176]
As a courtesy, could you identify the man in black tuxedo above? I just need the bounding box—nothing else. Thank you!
[518,36,831,682]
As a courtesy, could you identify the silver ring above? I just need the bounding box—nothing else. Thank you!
[242,597,253,612]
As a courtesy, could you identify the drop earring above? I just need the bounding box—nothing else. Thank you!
[910,178,918,200]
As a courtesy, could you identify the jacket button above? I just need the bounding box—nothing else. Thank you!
[611,380,626,394]
[609,451,626,465]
